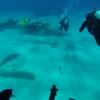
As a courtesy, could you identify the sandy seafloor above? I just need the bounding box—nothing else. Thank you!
[0,11,100,100]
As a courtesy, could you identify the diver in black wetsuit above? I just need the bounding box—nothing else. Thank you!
[0,19,18,31]
[79,9,100,46]
[59,16,69,32]
[59,8,69,32]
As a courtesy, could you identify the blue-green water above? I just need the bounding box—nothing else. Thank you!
[0,0,100,100]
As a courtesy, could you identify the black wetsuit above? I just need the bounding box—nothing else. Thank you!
[79,10,100,45]
[59,17,69,32]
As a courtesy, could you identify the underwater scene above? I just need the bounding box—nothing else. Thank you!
[0,0,100,100]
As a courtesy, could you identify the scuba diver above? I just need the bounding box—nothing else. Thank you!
[19,17,50,34]
[59,8,69,32]
[0,19,18,31]
[79,9,100,46]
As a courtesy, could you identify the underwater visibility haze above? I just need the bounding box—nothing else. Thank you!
[0,0,99,100]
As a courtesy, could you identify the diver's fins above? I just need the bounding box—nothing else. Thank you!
[79,21,87,32]
[49,84,58,100]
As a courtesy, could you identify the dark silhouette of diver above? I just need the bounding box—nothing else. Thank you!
[59,8,69,32]
[0,19,18,31]
[49,84,58,100]
[79,9,100,46]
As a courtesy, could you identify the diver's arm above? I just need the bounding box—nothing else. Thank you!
[79,21,87,32]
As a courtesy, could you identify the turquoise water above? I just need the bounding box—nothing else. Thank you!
[0,0,100,100]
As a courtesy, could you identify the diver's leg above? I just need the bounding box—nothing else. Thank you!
[93,33,100,46]
[79,21,87,32]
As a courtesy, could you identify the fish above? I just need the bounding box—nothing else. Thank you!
[0,53,20,67]
[0,70,35,80]
[0,89,13,100]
